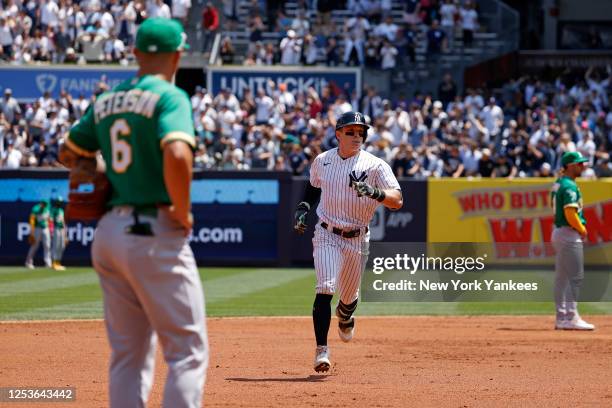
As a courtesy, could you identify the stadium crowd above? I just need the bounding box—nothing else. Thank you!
[0,0,478,68]
[1,67,612,178]
[219,0,480,68]
[0,0,192,64]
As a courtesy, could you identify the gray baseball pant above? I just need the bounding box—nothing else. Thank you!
[52,228,66,262]
[552,226,584,321]
[26,227,51,267]
[92,207,208,408]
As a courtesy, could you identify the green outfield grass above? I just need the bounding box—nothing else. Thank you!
[0,266,611,320]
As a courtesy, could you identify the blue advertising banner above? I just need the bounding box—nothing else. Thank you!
[206,66,362,99]
[0,202,277,265]
[0,66,136,102]
[0,175,279,264]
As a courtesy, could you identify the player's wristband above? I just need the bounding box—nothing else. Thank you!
[296,201,310,212]
[372,189,386,202]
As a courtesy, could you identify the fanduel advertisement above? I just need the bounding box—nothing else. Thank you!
[207,66,362,98]
[0,66,136,101]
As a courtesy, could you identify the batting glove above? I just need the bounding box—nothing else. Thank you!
[294,202,310,234]
[351,181,386,202]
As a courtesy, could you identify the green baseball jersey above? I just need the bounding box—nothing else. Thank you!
[50,206,65,229]
[31,203,50,228]
[551,176,586,228]
[67,75,195,207]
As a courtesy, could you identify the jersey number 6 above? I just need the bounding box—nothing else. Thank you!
[110,119,132,173]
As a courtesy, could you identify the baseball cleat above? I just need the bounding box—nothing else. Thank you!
[314,345,330,373]
[52,262,66,271]
[555,320,570,330]
[336,308,355,342]
[565,317,595,331]
[25,262,34,270]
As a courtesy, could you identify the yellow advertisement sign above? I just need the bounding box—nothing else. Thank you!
[427,179,612,265]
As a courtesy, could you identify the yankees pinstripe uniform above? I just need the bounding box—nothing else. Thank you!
[311,149,400,302]
[294,111,403,373]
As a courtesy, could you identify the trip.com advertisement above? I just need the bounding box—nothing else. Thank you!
[0,201,277,265]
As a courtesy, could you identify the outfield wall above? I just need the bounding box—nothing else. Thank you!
[0,170,609,267]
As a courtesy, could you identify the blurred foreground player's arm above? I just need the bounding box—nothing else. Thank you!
[59,107,111,221]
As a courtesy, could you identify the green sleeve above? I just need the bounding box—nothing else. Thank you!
[68,105,99,154]
[157,89,195,149]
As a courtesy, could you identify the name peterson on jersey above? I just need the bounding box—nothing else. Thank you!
[93,90,160,122]
[310,148,401,230]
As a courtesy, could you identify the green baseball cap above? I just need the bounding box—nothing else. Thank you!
[561,151,589,166]
[135,18,189,53]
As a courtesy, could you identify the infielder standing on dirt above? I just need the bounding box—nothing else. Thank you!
[294,111,403,372]
[60,19,208,407]
[25,200,52,269]
[551,151,594,331]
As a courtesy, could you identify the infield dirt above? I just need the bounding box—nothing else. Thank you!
[1,316,611,407]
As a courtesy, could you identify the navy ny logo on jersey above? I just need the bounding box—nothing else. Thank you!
[348,170,367,187]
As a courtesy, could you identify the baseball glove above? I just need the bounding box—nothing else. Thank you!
[59,144,112,221]
[294,202,310,235]
[28,234,36,245]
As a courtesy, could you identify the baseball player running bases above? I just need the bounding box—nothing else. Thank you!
[60,19,208,407]
[294,111,403,372]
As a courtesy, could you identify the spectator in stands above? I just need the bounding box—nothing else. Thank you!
[291,9,311,38]
[325,36,340,66]
[202,2,220,53]
[172,0,192,26]
[594,157,612,177]
[402,0,421,25]
[148,0,172,19]
[427,20,447,56]
[402,23,418,64]
[1,90,22,125]
[302,34,319,65]
[54,25,72,63]
[391,143,420,177]
[247,14,265,54]
[219,36,235,64]
[459,0,478,47]
[1,141,23,169]
[343,13,370,66]
[117,2,137,46]
[492,153,517,178]
[380,40,398,70]
[364,36,381,68]
[439,0,457,50]
[480,97,504,140]
[280,30,302,65]
[0,18,13,61]
[374,15,399,43]
[477,148,494,177]
[99,5,115,35]
[103,33,127,64]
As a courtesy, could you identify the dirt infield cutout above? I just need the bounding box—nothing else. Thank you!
[1,316,611,407]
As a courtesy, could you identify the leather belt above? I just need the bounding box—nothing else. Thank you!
[320,222,367,238]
